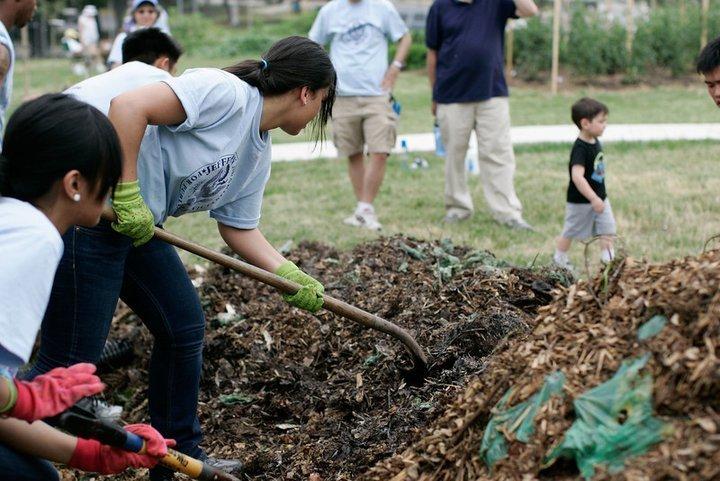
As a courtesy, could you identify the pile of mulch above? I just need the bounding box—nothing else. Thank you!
[365,250,720,481]
[74,236,567,481]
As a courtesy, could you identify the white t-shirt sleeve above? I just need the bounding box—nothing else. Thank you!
[308,7,329,45]
[162,69,243,132]
[209,162,270,229]
[107,33,126,65]
[0,226,62,364]
[382,2,409,42]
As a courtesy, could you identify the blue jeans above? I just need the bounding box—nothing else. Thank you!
[0,441,59,481]
[25,221,205,469]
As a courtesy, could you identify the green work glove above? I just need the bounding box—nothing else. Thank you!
[111,180,155,247]
[275,261,324,313]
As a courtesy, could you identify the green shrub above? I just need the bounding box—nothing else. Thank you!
[563,8,628,76]
[389,29,426,69]
[513,16,553,80]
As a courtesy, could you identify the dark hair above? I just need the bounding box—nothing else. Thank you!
[223,36,336,142]
[122,27,182,66]
[697,35,720,75]
[0,94,122,202]
[571,97,609,129]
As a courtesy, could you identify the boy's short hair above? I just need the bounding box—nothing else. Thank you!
[571,97,609,129]
[697,35,720,75]
[122,28,183,66]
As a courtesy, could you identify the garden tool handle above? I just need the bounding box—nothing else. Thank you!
[100,208,428,375]
[48,407,240,481]
[152,227,429,373]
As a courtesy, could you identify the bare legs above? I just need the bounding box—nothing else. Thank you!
[347,152,388,204]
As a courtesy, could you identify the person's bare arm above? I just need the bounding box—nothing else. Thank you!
[381,32,412,92]
[514,0,539,18]
[0,418,76,464]
[0,45,11,89]
[108,83,188,182]
[427,48,438,116]
[571,165,604,213]
[217,224,287,273]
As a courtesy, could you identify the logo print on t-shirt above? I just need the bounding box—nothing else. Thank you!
[591,151,605,183]
[340,22,371,44]
[175,154,238,216]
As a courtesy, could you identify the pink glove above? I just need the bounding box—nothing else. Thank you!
[68,423,176,474]
[9,363,105,422]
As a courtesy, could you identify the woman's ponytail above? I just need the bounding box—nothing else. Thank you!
[224,36,336,141]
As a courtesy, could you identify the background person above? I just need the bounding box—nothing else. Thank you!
[0,93,173,481]
[26,36,335,481]
[77,5,104,74]
[0,0,35,148]
[309,0,411,231]
[553,98,616,270]
[426,0,537,228]
[62,25,183,422]
[107,0,170,69]
[698,35,720,109]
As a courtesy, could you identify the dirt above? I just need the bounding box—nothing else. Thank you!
[367,250,720,481]
[61,236,567,481]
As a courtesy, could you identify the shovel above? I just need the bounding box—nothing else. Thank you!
[102,211,428,382]
[47,404,240,481]
[156,227,428,382]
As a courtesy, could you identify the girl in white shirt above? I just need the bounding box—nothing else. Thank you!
[0,94,172,481]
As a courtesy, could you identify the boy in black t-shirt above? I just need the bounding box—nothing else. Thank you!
[553,98,616,270]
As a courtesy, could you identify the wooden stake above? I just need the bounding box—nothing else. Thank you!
[701,0,710,48]
[551,0,561,95]
[20,26,29,99]
[505,22,514,80]
[626,0,634,56]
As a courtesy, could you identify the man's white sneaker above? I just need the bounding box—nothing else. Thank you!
[343,213,363,227]
[357,210,382,231]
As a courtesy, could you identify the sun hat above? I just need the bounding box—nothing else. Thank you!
[131,0,159,11]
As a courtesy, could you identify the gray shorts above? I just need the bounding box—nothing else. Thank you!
[561,199,617,240]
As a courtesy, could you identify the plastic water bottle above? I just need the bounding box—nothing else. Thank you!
[433,121,446,157]
[465,143,479,175]
[400,139,411,170]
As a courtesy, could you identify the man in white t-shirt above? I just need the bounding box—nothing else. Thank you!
[0,0,36,148]
[61,26,182,422]
[309,0,411,231]
[66,28,182,114]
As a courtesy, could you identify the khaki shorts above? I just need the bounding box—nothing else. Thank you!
[561,199,617,240]
[331,95,398,157]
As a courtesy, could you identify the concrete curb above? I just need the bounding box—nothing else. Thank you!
[271,123,720,162]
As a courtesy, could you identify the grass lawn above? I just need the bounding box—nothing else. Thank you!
[165,140,720,272]
[13,59,718,144]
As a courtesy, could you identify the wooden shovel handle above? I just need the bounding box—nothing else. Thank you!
[153,227,429,370]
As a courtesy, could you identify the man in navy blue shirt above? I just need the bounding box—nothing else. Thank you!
[426,0,538,228]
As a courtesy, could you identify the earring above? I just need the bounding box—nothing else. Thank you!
[72,193,81,202]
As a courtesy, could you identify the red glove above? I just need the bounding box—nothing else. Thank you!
[68,423,176,474]
[9,363,105,421]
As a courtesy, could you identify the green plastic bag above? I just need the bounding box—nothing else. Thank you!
[637,315,668,341]
[544,354,671,478]
[480,371,566,469]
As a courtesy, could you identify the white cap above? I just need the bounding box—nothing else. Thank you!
[82,5,98,16]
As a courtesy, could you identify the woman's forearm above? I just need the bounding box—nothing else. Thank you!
[0,418,77,464]
[218,224,286,273]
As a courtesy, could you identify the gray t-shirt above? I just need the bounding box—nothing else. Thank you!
[309,0,408,97]
[67,65,272,229]
[0,21,14,148]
